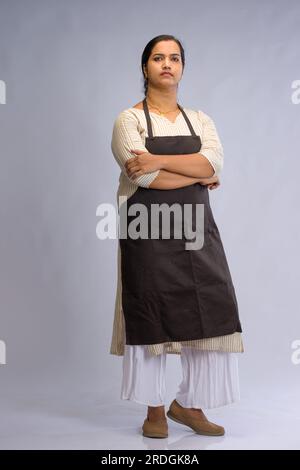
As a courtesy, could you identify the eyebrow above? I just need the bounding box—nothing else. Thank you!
[152,53,181,56]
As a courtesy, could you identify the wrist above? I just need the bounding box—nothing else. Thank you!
[158,155,168,170]
[198,176,215,184]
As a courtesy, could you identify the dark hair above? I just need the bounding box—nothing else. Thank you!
[141,35,185,96]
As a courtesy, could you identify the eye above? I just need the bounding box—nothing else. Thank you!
[153,56,180,62]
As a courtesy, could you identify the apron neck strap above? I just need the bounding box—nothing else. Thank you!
[142,98,197,137]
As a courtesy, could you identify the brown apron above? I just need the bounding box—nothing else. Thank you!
[119,98,242,345]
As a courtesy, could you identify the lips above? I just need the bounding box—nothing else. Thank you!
[160,72,173,76]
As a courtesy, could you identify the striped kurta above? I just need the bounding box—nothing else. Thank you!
[109,106,244,356]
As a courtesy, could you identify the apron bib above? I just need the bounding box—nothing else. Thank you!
[119,98,242,345]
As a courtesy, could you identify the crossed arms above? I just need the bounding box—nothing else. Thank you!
[111,110,224,191]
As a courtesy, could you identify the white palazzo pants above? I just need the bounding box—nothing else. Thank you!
[121,344,240,409]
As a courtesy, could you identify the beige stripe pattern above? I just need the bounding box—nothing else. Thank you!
[109,107,244,356]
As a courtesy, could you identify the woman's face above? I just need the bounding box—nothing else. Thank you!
[144,40,183,89]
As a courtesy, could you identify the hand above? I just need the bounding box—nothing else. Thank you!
[125,150,162,180]
[198,175,220,190]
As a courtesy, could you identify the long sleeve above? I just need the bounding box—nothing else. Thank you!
[111,110,160,188]
[197,110,224,177]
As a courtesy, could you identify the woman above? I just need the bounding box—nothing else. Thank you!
[110,34,244,438]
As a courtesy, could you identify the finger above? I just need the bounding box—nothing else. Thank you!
[127,163,140,172]
[125,159,136,170]
[125,157,137,168]
[127,164,140,177]
[131,170,143,180]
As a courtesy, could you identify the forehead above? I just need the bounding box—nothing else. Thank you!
[151,41,181,55]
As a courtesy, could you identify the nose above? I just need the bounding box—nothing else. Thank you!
[162,58,172,68]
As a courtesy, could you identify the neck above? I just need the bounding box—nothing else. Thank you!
[146,87,178,111]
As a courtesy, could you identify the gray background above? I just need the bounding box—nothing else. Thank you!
[0,0,299,450]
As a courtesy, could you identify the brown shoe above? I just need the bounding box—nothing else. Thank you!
[166,399,225,436]
[142,416,168,438]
